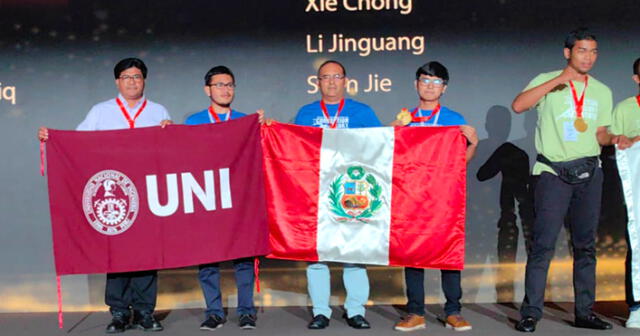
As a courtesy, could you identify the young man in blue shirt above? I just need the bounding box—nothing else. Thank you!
[184,66,263,331]
[294,60,381,330]
[392,61,478,332]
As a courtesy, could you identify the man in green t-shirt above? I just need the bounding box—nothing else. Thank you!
[611,58,640,141]
[611,57,640,329]
[511,28,632,333]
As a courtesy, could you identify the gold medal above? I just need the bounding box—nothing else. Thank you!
[574,117,588,132]
[569,79,589,133]
[396,108,412,126]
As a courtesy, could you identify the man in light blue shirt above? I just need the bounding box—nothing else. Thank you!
[38,58,171,333]
[76,92,169,130]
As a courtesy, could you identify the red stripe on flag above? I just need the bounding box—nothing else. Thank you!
[261,123,322,262]
[389,126,467,270]
[57,275,63,329]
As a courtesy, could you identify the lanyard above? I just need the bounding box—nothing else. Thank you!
[636,95,640,109]
[208,106,231,123]
[116,98,147,129]
[320,99,345,129]
[569,77,589,118]
[411,104,441,125]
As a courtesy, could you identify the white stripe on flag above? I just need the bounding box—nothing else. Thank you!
[317,127,394,265]
[617,144,640,299]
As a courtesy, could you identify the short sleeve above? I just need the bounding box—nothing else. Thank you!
[522,73,549,108]
[457,113,467,125]
[611,102,624,135]
[360,106,381,127]
[293,108,308,126]
[523,73,548,91]
[597,88,613,128]
[161,106,171,121]
[184,113,197,125]
[76,106,99,131]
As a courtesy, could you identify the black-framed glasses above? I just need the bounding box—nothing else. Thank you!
[119,74,144,81]
[208,82,236,89]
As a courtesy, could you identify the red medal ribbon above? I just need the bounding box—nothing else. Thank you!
[636,95,640,109]
[569,77,589,118]
[39,141,45,177]
[208,106,232,123]
[411,104,441,123]
[116,98,147,129]
[320,99,345,129]
[57,275,63,329]
[254,257,260,293]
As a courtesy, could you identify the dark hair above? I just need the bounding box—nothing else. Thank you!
[634,57,640,76]
[564,27,596,50]
[416,61,449,84]
[114,58,147,79]
[317,60,346,76]
[204,66,235,85]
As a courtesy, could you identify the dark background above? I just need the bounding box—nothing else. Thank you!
[0,0,638,311]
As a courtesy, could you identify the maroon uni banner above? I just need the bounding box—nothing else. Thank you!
[45,114,269,275]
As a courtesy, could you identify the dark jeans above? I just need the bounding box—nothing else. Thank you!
[520,169,602,320]
[198,257,256,318]
[105,270,158,316]
[405,267,462,317]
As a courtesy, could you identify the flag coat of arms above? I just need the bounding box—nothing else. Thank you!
[261,122,467,270]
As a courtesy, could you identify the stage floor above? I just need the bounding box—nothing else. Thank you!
[0,301,635,336]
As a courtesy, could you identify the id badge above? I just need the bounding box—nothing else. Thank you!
[563,121,578,142]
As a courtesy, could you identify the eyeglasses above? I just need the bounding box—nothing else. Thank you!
[208,82,236,89]
[418,78,445,86]
[318,74,345,81]
[119,74,144,81]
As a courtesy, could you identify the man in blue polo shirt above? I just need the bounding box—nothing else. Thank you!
[294,60,381,330]
[294,62,380,129]
[184,65,263,331]
[392,61,478,332]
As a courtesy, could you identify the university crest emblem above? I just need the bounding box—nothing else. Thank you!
[328,166,382,222]
[82,170,139,235]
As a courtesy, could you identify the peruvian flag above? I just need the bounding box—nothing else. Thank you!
[261,122,467,270]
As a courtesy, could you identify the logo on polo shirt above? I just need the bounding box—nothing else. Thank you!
[82,170,139,235]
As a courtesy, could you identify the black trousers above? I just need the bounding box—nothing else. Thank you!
[520,169,602,320]
[105,270,158,315]
[405,267,462,317]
